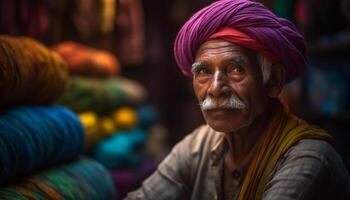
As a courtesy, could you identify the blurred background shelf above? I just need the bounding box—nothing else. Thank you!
[0,0,350,199]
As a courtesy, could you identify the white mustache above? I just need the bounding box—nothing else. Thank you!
[200,93,246,110]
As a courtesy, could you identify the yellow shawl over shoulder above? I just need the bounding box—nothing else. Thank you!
[238,102,333,200]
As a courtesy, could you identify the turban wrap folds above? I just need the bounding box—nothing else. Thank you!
[174,0,306,83]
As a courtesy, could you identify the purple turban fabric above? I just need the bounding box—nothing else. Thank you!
[174,0,306,83]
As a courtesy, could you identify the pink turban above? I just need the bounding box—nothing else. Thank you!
[174,0,306,83]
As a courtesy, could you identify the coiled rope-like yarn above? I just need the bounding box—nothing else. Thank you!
[91,128,147,169]
[52,41,121,77]
[58,77,147,114]
[0,106,85,185]
[0,157,117,200]
[0,35,68,108]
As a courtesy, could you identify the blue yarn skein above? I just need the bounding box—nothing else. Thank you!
[0,157,117,200]
[91,128,147,169]
[136,105,159,129]
[0,106,85,185]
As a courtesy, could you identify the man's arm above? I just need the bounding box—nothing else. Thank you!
[263,139,350,200]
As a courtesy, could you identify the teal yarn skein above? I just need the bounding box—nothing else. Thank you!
[91,128,147,169]
[0,157,117,200]
[0,106,85,185]
[136,105,159,128]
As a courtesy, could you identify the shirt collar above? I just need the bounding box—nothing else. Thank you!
[210,129,227,165]
[209,127,258,174]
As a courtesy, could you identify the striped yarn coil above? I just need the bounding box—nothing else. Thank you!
[0,35,68,108]
[58,77,147,114]
[52,41,120,77]
[0,157,117,200]
[0,106,85,185]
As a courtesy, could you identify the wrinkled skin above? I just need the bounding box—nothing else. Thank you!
[192,39,272,133]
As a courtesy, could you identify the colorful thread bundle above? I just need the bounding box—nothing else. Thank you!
[80,105,158,149]
[58,77,147,114]
[79,111,116,148]
[0,106,85,185]
[112,107,139,131]
[0,35,68,108]
[136,105,159,129]
[0,157,117,200]
[91,128,147,169]
[52,41,120,77]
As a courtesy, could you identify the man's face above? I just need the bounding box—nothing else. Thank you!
[193,39,270,133]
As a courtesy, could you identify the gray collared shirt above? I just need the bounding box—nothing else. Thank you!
[126,125,350,200]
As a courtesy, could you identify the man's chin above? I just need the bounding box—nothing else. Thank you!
[207,122,241,133]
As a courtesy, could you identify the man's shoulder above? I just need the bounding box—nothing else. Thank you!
[283,114,337,165]
[268,138,350,198]
[289,139,334,155]
[280,138,349,181]
[284,139,339,167]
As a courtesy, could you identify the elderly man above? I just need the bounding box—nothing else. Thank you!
[126,0,350,199]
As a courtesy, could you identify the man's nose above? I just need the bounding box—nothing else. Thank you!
[207,71,230,98]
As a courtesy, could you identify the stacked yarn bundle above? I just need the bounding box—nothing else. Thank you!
[0,36,117,199]
[80,106,140,149]
[88,105,162,199]
[0,106,84,185]
[91,128,147,169]
[52,42,121,77]
[0,36,68,108]
[0,158,116,200]
[73,98,161,199]
[81,105,158,151]
[49,38,162,200]
[58,76,147,114]
[79,111,116,148]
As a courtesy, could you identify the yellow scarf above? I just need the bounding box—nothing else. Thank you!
[238,102,333,200]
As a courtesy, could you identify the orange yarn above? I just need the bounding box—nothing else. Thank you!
[0,35,68,108]
[52,41,120,77]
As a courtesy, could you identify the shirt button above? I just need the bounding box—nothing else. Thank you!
[232,169,241,179]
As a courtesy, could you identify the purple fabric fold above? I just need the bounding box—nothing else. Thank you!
[174,0,306,83]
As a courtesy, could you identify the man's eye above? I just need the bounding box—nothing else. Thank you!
[197,68,209,74]
[192,66,210,75]
[232,66,245,74]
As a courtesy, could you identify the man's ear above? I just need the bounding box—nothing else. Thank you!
[268,64,285,98]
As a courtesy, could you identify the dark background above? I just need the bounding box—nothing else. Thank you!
[1,0,350,168]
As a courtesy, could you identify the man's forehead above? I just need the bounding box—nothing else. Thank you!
[195,39,253,61]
